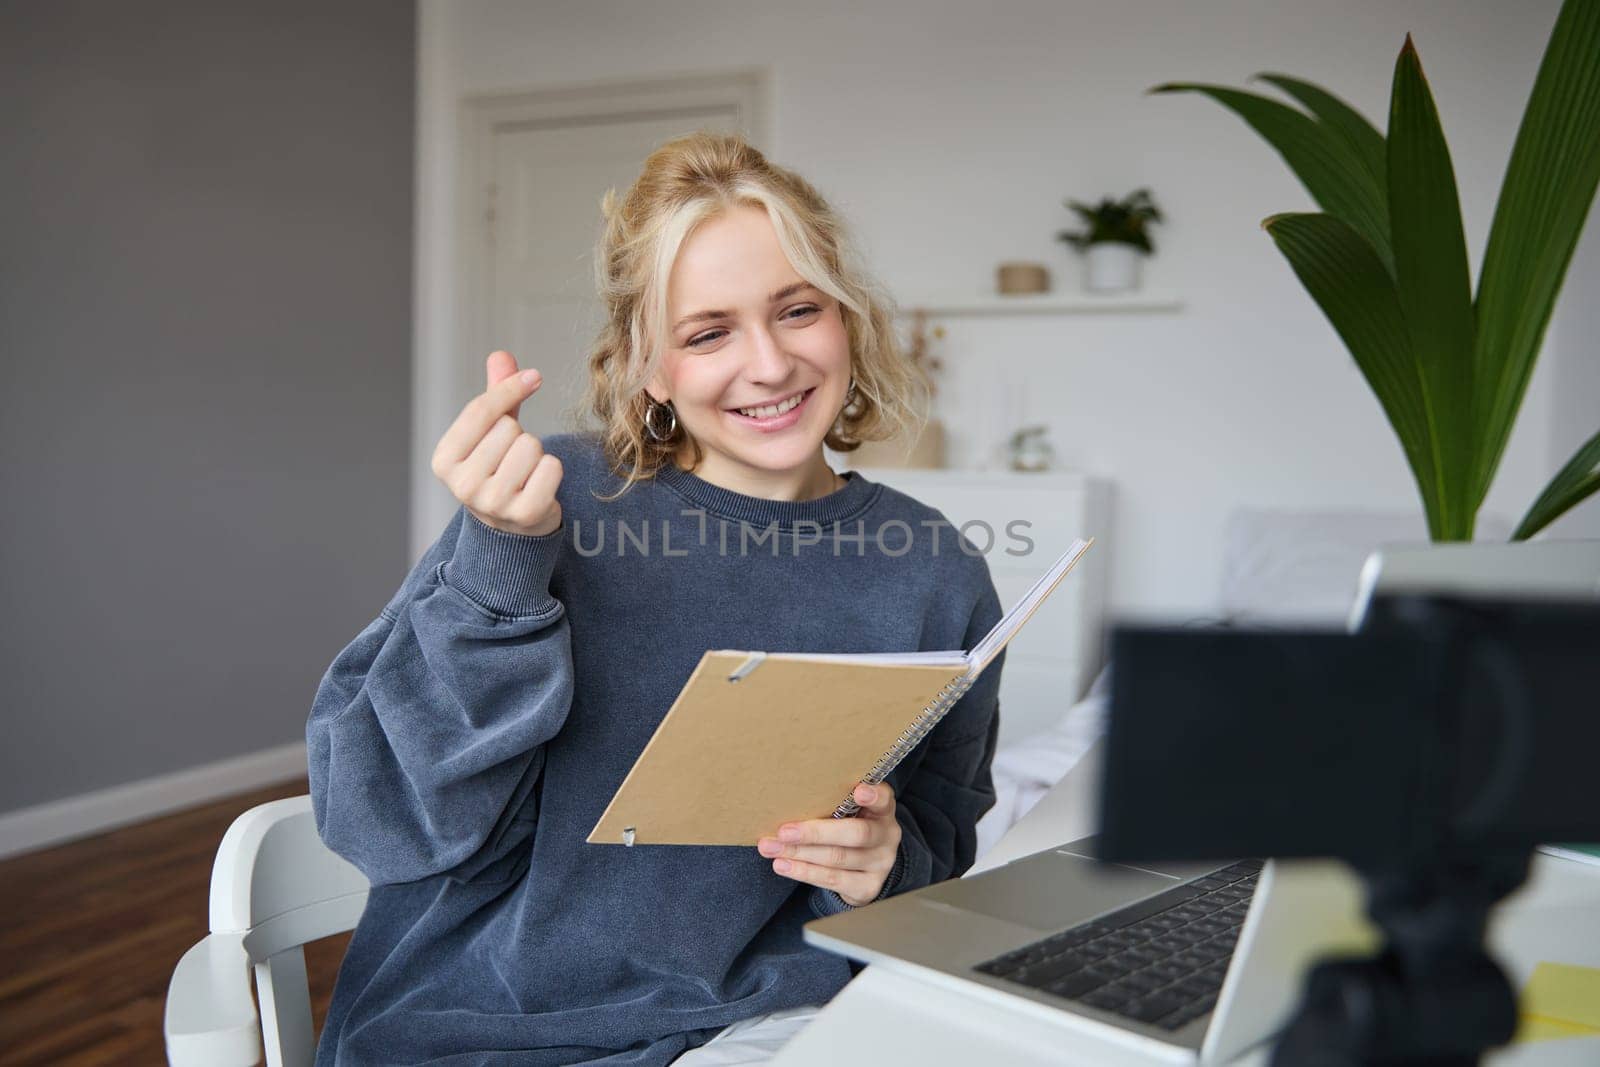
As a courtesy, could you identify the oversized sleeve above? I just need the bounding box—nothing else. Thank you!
[306,506,575,887]
[811,573,1004,917]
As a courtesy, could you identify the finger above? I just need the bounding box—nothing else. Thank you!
[853,781,895,815]
[761,816,894,860]
[776,816,875,849]
[759,840,884,870]
[486,349,519,389]
[498,455,562,535]
[435,369,542,469]
[513,454,563,518]
[482,431,545,502]
[453,415,523,496]
[769,857,877,902]
[485,350,526,422]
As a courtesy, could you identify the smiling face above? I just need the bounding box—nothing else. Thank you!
[648,203,852,496]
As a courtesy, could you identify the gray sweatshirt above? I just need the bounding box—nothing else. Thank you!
[307,431,1004,1065]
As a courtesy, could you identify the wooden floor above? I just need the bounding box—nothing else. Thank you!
[0,778,350,1066]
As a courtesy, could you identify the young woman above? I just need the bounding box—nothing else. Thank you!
[307,132,1005,1066]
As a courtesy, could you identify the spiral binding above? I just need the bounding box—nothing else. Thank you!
[830,672,976,819]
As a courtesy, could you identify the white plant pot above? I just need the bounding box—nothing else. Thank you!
[1084,243,1144,293]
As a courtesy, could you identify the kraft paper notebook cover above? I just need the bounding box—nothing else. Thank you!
[588,538,1093,847]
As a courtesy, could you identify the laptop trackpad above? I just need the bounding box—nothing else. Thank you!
[921,849,1180,933]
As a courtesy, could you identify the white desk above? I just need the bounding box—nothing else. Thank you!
[773,743,1600,1066]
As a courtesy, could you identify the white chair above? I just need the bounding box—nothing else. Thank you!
[164,796,369,1067]
[163,752,1068,1066]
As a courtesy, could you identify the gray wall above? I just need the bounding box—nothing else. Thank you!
[1548,219,1600,537]
[0,0,414,813]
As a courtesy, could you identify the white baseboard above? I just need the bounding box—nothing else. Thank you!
[0,741,309,862]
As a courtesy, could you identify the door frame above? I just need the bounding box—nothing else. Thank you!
[415,66,768,553]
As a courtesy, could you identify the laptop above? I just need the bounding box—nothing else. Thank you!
[803,539,1600,1063]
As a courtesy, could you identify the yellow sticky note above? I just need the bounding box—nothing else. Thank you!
[1517,962,1600,1043]
[1516,1014,1597,1044]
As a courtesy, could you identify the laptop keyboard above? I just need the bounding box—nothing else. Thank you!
[973,860,1263,1032]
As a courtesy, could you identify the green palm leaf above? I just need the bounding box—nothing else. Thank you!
[1151,82,1393,273]
[1262,213,1441,535]
[1387,36,1478,540]
[1159,0,1600,546]
[1513,428,1600,541]
[1472,0,1600,504]
[1252,73,1388,199]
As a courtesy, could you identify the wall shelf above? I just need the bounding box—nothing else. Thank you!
[895,290,1184,316]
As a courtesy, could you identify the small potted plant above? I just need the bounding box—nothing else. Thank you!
[1057,188,1163,293]
[1007,425,1056,472]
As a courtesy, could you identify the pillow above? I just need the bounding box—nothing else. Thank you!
[1218,508,1512,626]
[975,666,1109,860]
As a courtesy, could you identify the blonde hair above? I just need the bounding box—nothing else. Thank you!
[575,131,927,496]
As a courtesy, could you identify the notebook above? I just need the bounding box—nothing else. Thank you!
[587,538,1094,846]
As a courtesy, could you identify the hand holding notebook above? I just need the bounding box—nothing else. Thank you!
[588,538,1094,846]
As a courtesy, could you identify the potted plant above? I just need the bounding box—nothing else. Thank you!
[1057,188,1164,293]
[1154,0,1599,542]
[1007,425,1056,472]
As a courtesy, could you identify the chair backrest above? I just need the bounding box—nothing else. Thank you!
[214,795,369,1067]
[211,796,369,955]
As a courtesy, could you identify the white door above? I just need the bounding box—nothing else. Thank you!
[485,107,745,435]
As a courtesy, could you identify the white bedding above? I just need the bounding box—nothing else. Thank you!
[974,666,1109,861]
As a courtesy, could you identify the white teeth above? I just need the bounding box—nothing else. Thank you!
[737,391,805,418]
